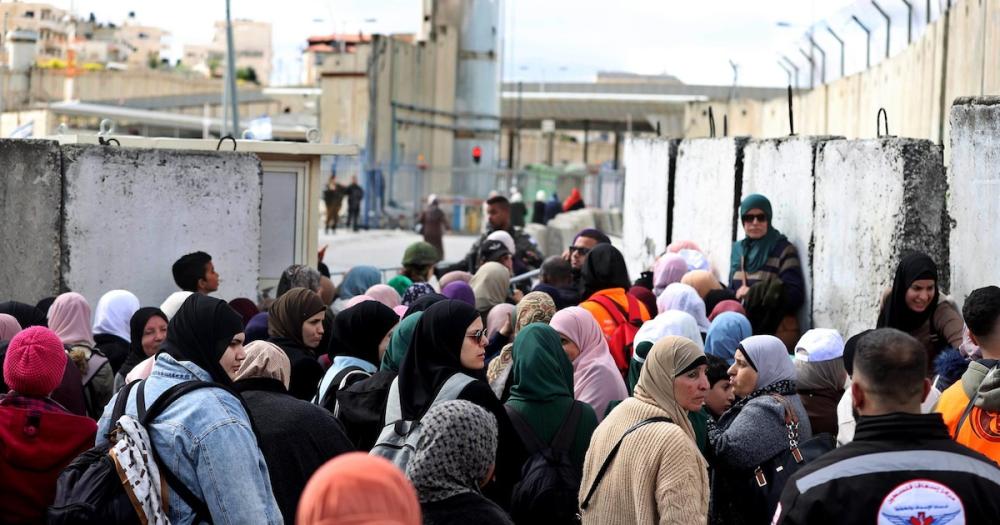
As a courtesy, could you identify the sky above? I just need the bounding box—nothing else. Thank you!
[46,0,940,87]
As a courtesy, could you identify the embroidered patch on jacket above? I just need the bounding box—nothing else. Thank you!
[878,478,964,525]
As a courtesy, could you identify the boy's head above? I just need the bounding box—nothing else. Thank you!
[963,286,1000,358]
[172,251,219,294]
[704,354,735,419]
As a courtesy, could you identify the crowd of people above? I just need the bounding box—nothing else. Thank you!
[1,192,999,525]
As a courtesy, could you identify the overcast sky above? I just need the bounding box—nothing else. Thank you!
[47,0,938,87]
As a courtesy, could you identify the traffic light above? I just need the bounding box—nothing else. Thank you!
[472,145,482,165]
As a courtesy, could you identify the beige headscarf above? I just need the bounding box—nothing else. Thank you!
[470,262,510,313]
[234,340,292,389]
[633,336,704,442]
[486,292,557,396]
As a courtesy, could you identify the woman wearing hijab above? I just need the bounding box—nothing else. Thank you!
[471,261,513,316]
[550,307,628,422]
[403,282,438,307]
[658,282,711,335]
[268,287,328,401]
[729,194,806,348]
[91,289,141,374]
[442,281,476,307]
[0,301,47,329]
[681,270,723,300]
[653,253,689,296]
[506,324,598,472]
[579,244,652,340]
[704,311,753,365]
[49,292,114,419]
[383,299,526,509]
[486,292,557,400]
[440,271,473,288]
[234,340,354,524]
[95,294,282,524]
[793,328,847,435]
[0,314,21,343]
[707,335,812,525]
[708,299,745,322]
[704,289,737,317]
[406,400,513,525]
[113,307,168,390]
[227,298,259,326]
[333,266,382,313]
[876,252,963,371]
[315,301,399,405]
[578,337,710,525]
[365,284,402,309]
[297,452,422,525]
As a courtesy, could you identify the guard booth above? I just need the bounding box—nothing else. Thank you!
[47,135,358,302]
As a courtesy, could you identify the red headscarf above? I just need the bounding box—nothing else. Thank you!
[708,299,746,322]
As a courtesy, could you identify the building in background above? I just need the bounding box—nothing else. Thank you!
[0,2,69,61]
[184,19,273,85]
[301,33,371,86]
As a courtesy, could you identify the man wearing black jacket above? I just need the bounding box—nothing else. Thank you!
[775,328,1000,525]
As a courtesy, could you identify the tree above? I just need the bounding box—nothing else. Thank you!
[236,66,259,84]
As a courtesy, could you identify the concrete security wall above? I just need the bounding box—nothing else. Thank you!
[0,140,63,303]
[948,97,1000,305]
[812,139,947,336]
[742,137,834,329]
[622,137,675,279]
[672,138,748,280]
[61,145,263,307]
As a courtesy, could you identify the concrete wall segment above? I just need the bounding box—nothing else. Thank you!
[622,137,676,279]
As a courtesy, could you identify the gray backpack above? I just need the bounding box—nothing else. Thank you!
[370,373,476,469]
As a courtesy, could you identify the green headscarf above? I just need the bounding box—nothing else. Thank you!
[730,193,787,277]
[387,275,413,297]
[380,311,421,372]
[506,324,576,433]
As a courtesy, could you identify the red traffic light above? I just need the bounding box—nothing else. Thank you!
[472,145,482,164]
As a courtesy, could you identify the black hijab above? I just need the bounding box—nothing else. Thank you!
[877,252,939,333]
[397,300,480,419]
[580,244,631,299]
[0,301,47,329]
[330,300,399,366]
[402,293,446,319]
[160,294,244,386]
[119,307,168,379]
[843,329,875,377]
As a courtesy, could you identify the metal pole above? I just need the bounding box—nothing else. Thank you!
[926,0,931,24]
[826,26,846,78]
[777,60,793,86]
[798,48,815,89]
[224,0,240,135]
[781,56,800,90]
[809,36,827,84]
[871,0,892,58]
[851,15,872,68]
[900,0,913,43]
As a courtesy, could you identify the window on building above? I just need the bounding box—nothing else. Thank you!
[24,11,35,18]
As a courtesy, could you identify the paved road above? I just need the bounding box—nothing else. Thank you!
[319,228,477,277]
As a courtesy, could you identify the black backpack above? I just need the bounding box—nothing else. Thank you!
[317,365,372,417]
[506,402,584,525]
[333,370,397,450]
[47,380,223,524]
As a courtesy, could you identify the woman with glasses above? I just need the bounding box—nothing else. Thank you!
[729,194,805,349]
[390,300,527,510]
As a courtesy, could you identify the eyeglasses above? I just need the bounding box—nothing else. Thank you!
[741,212,767,224]
[465,328,488,340]
[568,246,591,256]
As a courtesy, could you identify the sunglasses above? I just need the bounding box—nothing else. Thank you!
[568,246,591,256]
[465,328,488,340]
[741,212,768,224]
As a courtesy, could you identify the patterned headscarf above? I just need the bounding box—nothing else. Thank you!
[402,282,437,306]
[486,292,557,393]
[405,400,498,503]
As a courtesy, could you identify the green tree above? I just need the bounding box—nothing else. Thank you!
[236,66,259,84]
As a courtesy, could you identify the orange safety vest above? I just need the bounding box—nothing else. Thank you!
[935,381,1000,464]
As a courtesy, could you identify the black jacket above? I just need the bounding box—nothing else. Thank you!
[776,412,1000,524]
[94,333,129,375]
[421,492,513,525]
[270,337,325,401]
[235,378,354,524]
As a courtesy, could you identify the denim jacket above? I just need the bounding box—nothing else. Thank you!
[97,354,283,524]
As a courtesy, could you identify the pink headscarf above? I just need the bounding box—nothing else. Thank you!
[365,284,402,309]
[550,306,627,421]
[48,292,95,346]
[0,314,22,342]
[667,240,702,253]
[486,303,515,339]
[346,295,375,308]
[393,305,408,318]
[708,299,746,322]
[653,253,688,295]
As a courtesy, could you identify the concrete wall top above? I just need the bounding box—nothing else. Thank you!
[672,137,748,283]
[622,136,676,279]
[948,97,1000,307]
[61,145,264,308]
[812,138,947,336]
[0,139,62,303]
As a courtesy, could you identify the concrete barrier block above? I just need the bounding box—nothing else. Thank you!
[672,137,749,281]
[622,137,677,278]
[0,139,63,303]
[812,138,947,336]
[742,136,841,329]
[61,145,263,307]
[523,223,548,260]
[948,97,1000,306]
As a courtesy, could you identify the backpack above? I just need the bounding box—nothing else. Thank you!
[506,402,584,525]
[370,373,476,469]
[67,344,112,419]
[590,294,644,376]
[317,365,373,417]
[334,370,397,451]
[48,380,222,524]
